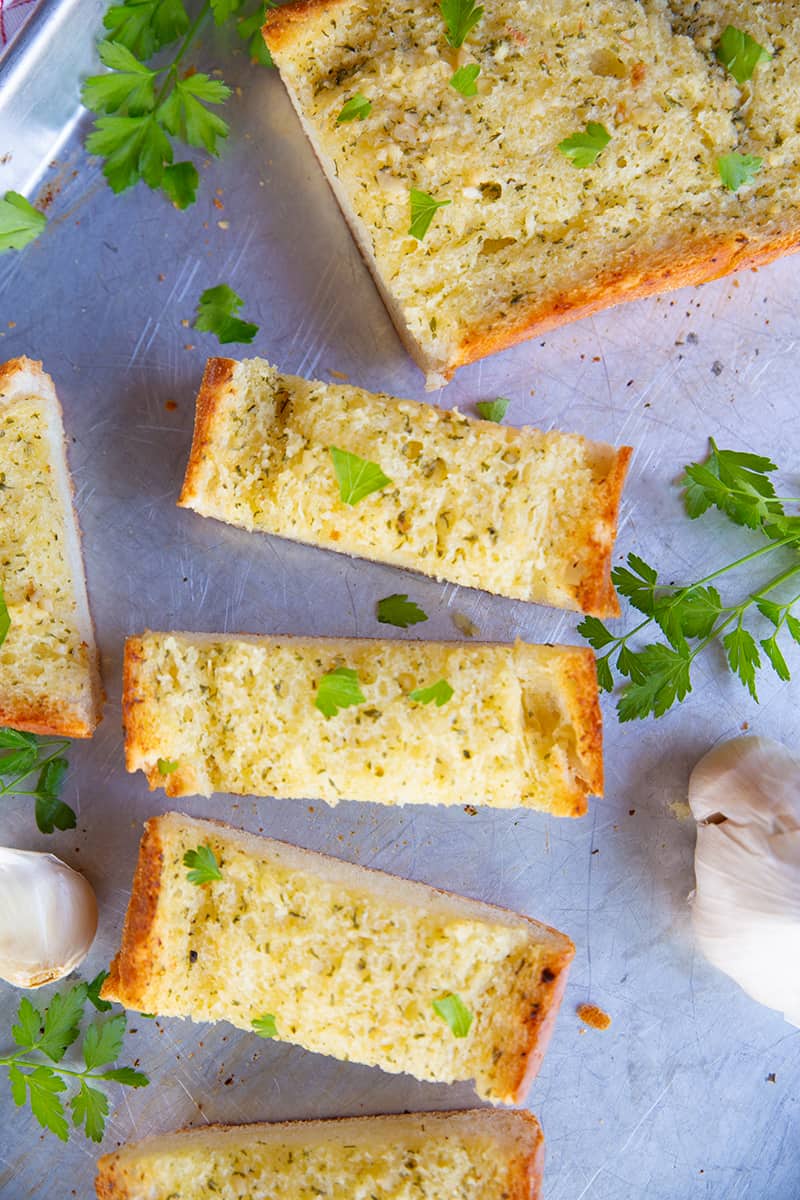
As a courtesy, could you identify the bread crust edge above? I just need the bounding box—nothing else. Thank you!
[178,356,237,510]
[96,1108,544,1200]
[100,815,165,1011]
[575,444,632,619]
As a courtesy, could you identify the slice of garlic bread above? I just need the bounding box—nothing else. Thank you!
[264,0,800,385]
[124,632,602,816]
[0,358,102,736]
[179,358,631,618]
[96,1109,545,1200]
[101,813,574,1104]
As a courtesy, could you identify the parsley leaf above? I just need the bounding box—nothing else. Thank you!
[315,666,366,719]
[717,152,762,192]
[0,191,46,253]
[761,633,790,681]
[99,1066,149,1086]
[723,626,761,700]
[439,0,483,48]
[194,284,259,344]
[252,1013,278,1038]
[12,998,43,1052]
[337,93,372,123]
[329,446,391,505]
[409,679,454,707]
[70,1081,108,1143]
[238,3,276,66]
[103,0,189,59]
[157,757,179,774]
[83,1015,127,1070]
[86,114,173,192]
[376,594,428,628]
[157,74,231,153]
[432,993,473,1037]
[82,41,157,114]
[161,161,199,209]
[558,122,610,167]
[86,971,113,1013]
[25,1067,69,1141]
[35,758,75,835]
[617,644,692,722]
[475,397,510,423]
[38,984,88,1062]
[408,188,451,241]
[576,615,616,652]
[183,844,223,884]
[716,26,771,85]
[682,439,781,528]
[450,63,480,96]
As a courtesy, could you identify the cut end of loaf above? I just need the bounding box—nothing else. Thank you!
[0,356,103,738]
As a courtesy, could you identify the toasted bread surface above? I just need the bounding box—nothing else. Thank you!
[123,632,602,815]
[0,357,102,737]
[179,357,631,617]
[96,1109,545,1199]
[264,0,800,384]
[101,813,574,1103]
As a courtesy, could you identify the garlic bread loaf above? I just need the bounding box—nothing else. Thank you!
[0,358,102,737]
[95,1109,545,1200]
[124,632,602,816]
[101,813,574,1103]
[179,357,631,617]
[263,0,800,385]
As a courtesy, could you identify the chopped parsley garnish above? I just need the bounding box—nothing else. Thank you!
[716,26,771,85]
[183,844,222,884]
[409,679,454,707]
[376,594,429,628]
[252,1013,278,1038]
[157,757,179,775]
[329,446,391,505]
[476,397,510,423]
[337,93,372,123]
[0,191,46,253]
[717,152,762,192]
[432,993,473,1037]
[194,284,259,344]
[315,666,366,718]
[440,0,483,48]
[408,188,451,241]
[450,63,480,96]
[558,122,611,168]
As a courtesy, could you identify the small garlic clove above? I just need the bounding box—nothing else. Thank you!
[0,848,98,988]
[689,736,800,1027]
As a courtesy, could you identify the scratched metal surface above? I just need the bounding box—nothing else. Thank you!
[1,10,800,1199]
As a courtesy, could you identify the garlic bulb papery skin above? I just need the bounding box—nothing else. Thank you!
[0,849,98,988]
[689,736,800,1028]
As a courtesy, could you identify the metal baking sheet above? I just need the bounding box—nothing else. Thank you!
[1,9,799,1198]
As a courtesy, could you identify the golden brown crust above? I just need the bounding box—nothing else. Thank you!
[450,227,800,379]
[0,698,95,739]
[556,647,604,817]
[96,1109,544,1200]
[177,357,236,509]
[101,817,165,1010]
[576,445,632,620]
[262,0,349,52]
[507,940,575,1104]
[123,636,200,795]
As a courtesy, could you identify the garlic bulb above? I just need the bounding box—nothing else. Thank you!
[0,849,98,988]
[689,736,800,1027]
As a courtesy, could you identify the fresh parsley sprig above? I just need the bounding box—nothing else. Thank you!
[1,977,148,1143]
[330,447,391,505]
[194,284,259,343]
[579,440,800,721]
[0,728,74,834]
[83,0,274,205]
[558,122,611,168]
[440,0,483,49]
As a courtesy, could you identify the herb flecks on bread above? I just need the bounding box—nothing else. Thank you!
[0,358,102,737]
[264,0,800,384]
[123,632,603,816]
[179,358,631,617]
[101,813,574,1103]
